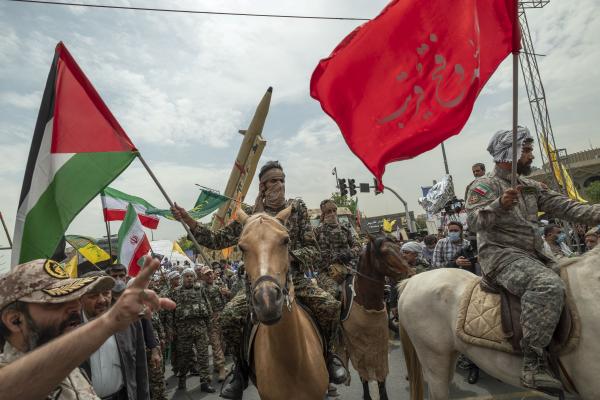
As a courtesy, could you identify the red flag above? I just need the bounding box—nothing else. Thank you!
[311,0,520,190]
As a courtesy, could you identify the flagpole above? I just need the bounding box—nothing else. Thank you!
[0,212,12,249]
[104,220,113,257]
[511,3,520,188]
[136,153,210,264]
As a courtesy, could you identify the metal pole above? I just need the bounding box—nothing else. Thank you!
[0,212,12,248]
[440,142,450,175]
[136,153,210,264]
[332,167,340,188]
[383,186,415,233]
[511,51,519,188]
[104,220,113,257]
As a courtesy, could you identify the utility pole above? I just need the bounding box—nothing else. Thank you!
[371,180,415,233]
[440,142,450,175]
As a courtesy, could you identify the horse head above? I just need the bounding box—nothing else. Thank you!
[366,233,414,281]
[237,206,292,325]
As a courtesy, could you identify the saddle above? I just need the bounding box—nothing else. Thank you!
[241,300,326,386]
[479,275,573,354]
[340,274,355,322]
[456,266,580,356]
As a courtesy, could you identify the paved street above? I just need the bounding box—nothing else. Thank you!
[166,339,558,400]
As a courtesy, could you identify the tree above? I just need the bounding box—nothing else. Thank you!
[330,193,358,215]
[585,181,600,204]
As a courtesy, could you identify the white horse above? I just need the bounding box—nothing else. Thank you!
[397,246,600,400]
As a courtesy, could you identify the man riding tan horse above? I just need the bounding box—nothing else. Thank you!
[465,127,600,391]
[171,161,348,399]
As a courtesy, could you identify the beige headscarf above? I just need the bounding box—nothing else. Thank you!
[254,168,286,212]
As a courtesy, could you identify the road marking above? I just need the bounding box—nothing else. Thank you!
[454,391,550,400]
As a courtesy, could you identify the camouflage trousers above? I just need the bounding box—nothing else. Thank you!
[146,350,167,400]
[221,275,341,353]
[209,312,225,369]
[494,257,565,350]
[175,320,211,383]
[316,272,340,300]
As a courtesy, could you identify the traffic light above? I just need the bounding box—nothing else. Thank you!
[373,178,383,195]
[338,178,348,196]
[348,179,357,196]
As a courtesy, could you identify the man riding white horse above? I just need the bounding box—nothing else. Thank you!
[466,127,600,392]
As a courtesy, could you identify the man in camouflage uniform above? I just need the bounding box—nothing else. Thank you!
[466,127,600,392]
[171,161,348,399]
[161,271,181,376]
[229,263,246,297]
[166,268,215,393]
[147,277,168,400]
[202,266,231,381]
[314,199,361,299]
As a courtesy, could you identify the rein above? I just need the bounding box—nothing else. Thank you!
[348,239,389,284]
[246,271,294,324]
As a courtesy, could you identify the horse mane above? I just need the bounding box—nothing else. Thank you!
[243,212,288,235]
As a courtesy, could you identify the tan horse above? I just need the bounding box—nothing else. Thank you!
[397,245,600,400]
[342,234,414,400]
[237,207,328,400]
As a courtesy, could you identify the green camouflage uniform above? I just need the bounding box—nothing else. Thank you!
[229,274,245,297]
[413,257,431,275]
[205,279,227,369]
[147,313,167,400]
[466,166,600,350]
[167,285,212,383]
[314,222,361,299]
[191,198,341,353]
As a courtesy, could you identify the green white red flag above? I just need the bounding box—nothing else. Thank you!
[117,203,151,277]
[12,42,137,266]
[101,187,160,229]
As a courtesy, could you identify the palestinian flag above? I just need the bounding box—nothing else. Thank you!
[12,42,137,266]
[101,187,160,229]
[117,203,151,277]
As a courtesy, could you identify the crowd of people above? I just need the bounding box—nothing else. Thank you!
[1,127,600,400]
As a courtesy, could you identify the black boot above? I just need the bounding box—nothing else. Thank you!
[200,382,216,393]
[467,366,479,384]
[177,375,186,390]
[220,360,247,400]
[327,353,349,385]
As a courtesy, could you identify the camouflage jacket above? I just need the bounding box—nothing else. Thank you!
[205,281,227,313]
[414,257,432,275]
[167,286,212,331]
[191,198,320,277]
[229,275,245,296]
[150,311,165,345]
[466,166,600,275]
[0,342,100,399]
[314,222,360,271]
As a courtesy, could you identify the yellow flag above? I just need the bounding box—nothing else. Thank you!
[78,242,111,264]
[63,255,78,278]
[382,218,396,233]
[172,241,186,256]
[222,247,233,259]
[541,137,587,202]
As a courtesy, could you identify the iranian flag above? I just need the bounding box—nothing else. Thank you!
[101,187,160,229]
[12,42,137,266]
[117,203,151,277]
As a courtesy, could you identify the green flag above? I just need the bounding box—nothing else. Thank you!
[146,190,228,220]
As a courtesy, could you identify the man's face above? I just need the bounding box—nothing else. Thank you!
[22,300,82,350]
[472,166,485,178]
[401,251,418,266]
[517,143,535,176]
[585,235,598,251]
[546,227,562,242]
[108,269,127,283]
[263,175,285,191]
[170,277,180,288]
[205,272,214,285]
[183,274,195,288]
[447,225,462,235]
[81,290,112,319]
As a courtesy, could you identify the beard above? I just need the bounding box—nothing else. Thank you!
[517,160,532,176]
[25,311,82,350]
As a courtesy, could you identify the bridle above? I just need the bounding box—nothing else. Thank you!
[345,236,393,284]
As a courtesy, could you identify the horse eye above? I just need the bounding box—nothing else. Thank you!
[238,244,247,253]
[282,237,290,245]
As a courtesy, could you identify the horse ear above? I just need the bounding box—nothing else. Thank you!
[275,206,292,224]
[366,232,375,243]
[237,207,249,225]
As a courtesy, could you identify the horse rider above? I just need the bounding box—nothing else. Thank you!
[171,161,349,399]
[314,199,361,298]
[466,127,600,392]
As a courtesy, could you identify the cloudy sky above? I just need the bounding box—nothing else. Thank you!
[1,0,598,268]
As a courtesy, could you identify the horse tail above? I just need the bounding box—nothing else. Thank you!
[399,323,424,400]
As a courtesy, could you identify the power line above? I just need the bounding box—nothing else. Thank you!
[7,0,371,21]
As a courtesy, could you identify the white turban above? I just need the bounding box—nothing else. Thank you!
[167,271,180,280]
[401,241,423,255]
[487,126,533,163]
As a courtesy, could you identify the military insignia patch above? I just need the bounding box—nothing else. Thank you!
[468,194,481,205]
[42,277,96,297]
[472,183,492,197]
[44,259,69,280]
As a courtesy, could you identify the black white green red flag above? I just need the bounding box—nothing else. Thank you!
[12,42,137,266]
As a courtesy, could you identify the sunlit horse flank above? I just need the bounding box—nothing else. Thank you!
[341,233,414,400]
[237,207,328,400]
[397,245,600,400]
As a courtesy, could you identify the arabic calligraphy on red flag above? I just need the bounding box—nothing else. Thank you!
[310,0,519,189]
